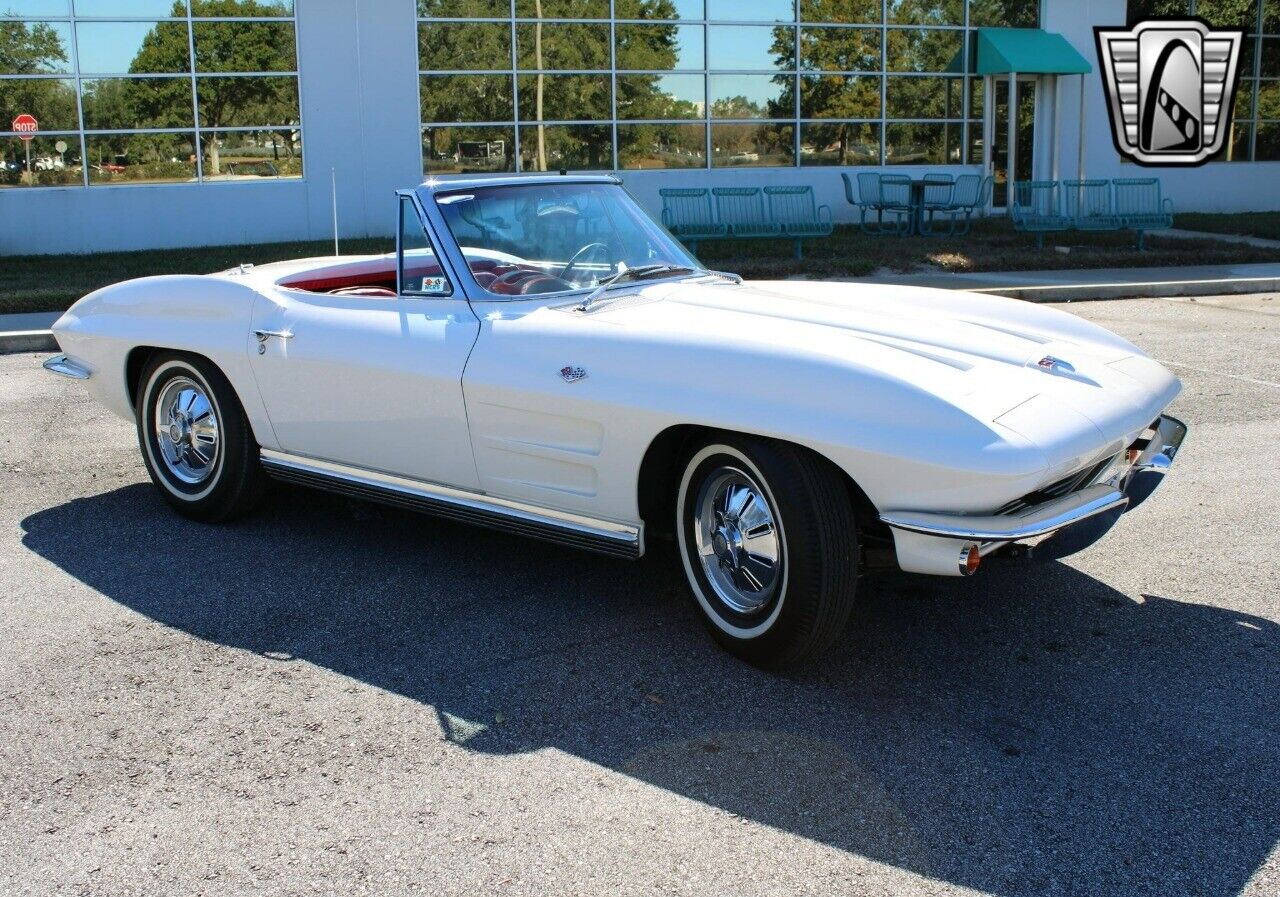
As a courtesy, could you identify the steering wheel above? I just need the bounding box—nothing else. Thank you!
[488,268,572,296]
[559,241,610,282]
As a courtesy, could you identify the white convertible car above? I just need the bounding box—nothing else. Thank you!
[46,174,1185,667]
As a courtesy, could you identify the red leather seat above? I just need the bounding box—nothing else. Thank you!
[329,286,397,298]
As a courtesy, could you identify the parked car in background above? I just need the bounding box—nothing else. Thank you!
[45,175,1186,668]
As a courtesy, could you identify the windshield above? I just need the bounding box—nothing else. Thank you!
[433,182,701,297]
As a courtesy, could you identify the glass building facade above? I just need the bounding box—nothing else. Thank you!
[1127,0,1280,162]
[0,0,301,188]
[418,0,1042,174]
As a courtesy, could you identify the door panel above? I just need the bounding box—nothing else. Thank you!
[992,78,1037,208]
[249,292,482,490]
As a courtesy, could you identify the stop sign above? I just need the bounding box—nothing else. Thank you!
[11,114,37,141]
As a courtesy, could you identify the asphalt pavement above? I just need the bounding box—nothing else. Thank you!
[1,294,1277,896]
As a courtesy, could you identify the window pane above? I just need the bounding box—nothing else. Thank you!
[0,77,78,129]
[707,0,793,21]
[418,0,508,14]
[969,0,1037,28]
[968,75,983,116]
[0,21,73,74]
[618,121,705,168]
[887,0,961,25]
[886,75,963,118]
[617,73,704,118]
[518,123,612,170]
[710,122,793,166]
[1262,37,1280,77]
[1255,120,1280,159]
[1,135,80,188]
[421,74,514,121]
[799,0,880,24]
[86,131,196,184]
[1266,0,1280,33]
[968,0,1039,28]
[201,128,300,179]
[515,0,609,16]
[800,73,879,117]
[616,0,703,18]
[517,73,611,119]
[966,118,981,163]
[516,22,610,70]
[422,125,515,174]
[1240,77,1259,117]
[1211,120,1254,160]
[76,21,190,74]
[193,22,296,73]
[74,0,188,15]
[197,75,299,127]
[1194,0,1258,30]
[419,22,511,71]
[799,27,879,72]
[616,23,704,70]
[800,121,878,164]
[710,74,793,117]
[0,1,68,15]
[190,0,292,15]
[1125,0,1191,25]
[885,121,954,164]
[708,25,794,70]
[81,76,194,128]
[887,28,963,73]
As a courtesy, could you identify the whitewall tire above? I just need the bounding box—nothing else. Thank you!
[675,435,859,668]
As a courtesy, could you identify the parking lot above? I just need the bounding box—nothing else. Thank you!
[1,294,1277,897]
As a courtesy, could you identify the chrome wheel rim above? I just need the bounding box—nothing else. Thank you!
[692,466,783,615]
[153,376,220,485]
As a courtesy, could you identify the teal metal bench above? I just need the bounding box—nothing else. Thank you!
[1113,178,1174,250]
[842,172,911,236]
[711,186,780,239]
[1011,181,1072,249]
[1061,179,1120,232]
[764,185,833,258]
[659,187,727,252]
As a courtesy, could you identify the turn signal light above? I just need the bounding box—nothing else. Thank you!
[959,544,982,576]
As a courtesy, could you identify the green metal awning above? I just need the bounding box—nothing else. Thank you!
[974,28,1092,75]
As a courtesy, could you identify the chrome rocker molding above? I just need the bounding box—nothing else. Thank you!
[259,449,643,560]
[42,354,91,380]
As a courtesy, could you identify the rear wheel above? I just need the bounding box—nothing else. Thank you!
[135,352,265,523]
[675,436,859,668]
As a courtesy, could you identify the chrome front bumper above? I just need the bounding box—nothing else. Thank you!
[881,415,1187,575]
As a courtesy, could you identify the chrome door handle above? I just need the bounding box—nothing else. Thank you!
[254,329,293,342]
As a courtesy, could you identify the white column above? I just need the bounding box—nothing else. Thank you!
[1052,75,1061,182]
[1077,73,1087,182]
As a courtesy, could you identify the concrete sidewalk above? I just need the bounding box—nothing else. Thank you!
[4,259,1280,352]
[859,260,1280,302]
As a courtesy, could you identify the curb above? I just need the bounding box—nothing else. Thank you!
[970,274,1280,303]
[0,331,57,355]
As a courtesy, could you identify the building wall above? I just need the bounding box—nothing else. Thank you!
[1,0,1277,257]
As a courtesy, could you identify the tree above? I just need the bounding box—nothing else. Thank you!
[0,20,77,177]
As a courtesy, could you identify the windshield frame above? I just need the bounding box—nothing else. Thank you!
[416,176,711,303]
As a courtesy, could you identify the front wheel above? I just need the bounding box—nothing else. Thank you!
[135,352,266,523]
[675,436,859,668]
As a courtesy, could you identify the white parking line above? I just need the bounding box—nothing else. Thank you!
[1157,360,1280,389]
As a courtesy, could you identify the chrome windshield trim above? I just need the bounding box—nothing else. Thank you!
[259,449,643,559]
[42,354,91,380]
[880,484,1130,542]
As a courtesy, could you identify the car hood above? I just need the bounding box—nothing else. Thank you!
[598,278,1180,467]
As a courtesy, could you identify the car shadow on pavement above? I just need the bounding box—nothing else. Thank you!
[21,482,1280,897]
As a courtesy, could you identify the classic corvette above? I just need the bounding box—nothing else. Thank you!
[45,174,1186,667]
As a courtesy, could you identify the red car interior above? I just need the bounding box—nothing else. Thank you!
[277,255,572,298]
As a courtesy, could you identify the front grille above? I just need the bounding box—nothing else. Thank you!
[997,453,1120,516]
